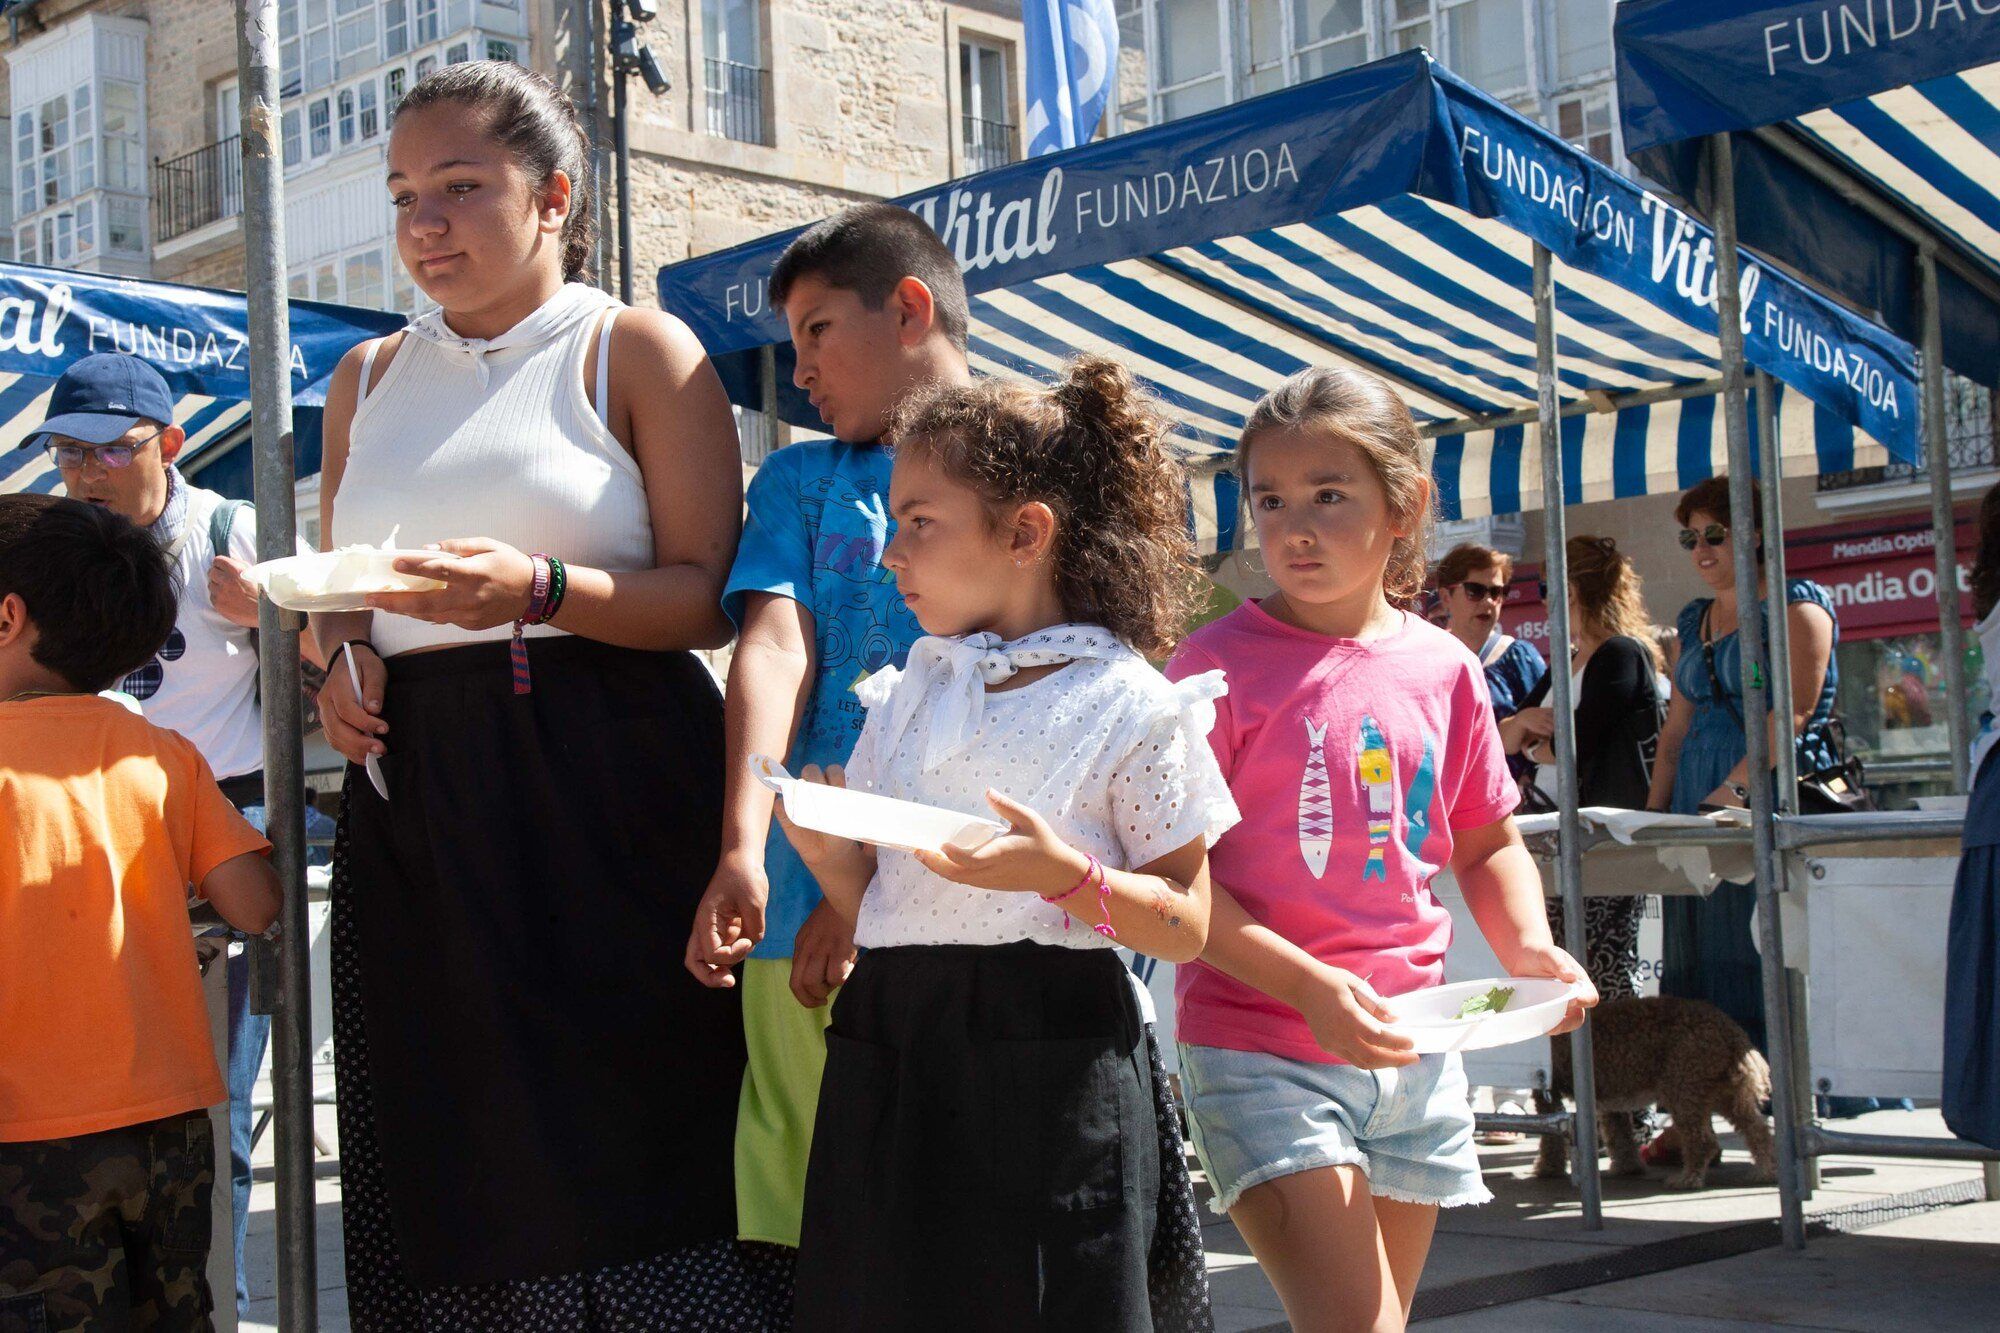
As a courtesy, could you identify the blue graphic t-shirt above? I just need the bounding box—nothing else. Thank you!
[722,439,923,958]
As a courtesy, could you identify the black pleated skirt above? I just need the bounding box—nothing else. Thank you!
[334,637,748,1296]
[794,942,1211,1333]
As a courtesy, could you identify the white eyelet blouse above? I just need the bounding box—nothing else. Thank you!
[843,646,1241,950]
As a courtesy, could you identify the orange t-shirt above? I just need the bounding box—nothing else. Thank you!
[1,694,271,1141]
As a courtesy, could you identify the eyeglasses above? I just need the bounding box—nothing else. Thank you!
[1677,523,1729,551]
[45,429,165,471]
[1450,580,1508,603]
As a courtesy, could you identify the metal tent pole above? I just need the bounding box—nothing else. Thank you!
[234,0,316,1324]
[1533,242,1603,1231]
[1918,248,1971,794]
[1756,369,1819,1197]
[1711,132,1807,1251]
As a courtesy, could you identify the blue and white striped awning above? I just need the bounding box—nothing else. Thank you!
[1617,1,2000,388]
[664,53,1918,554]
[0,261,400,499]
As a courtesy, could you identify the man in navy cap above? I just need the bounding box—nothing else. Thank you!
[24,351,323,1317]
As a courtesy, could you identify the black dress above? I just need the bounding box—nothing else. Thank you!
[332,638,780,1329]
[1522,635,1663,998]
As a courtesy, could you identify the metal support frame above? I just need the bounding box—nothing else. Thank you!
[235,1,316,1325]
[1918,248,1972,793]
[1533,242,1604,1230]
[1709,132,1809,1251]
[611,31,633,305]
[1755,370,1820,1195]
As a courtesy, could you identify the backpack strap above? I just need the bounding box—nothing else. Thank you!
[1480,632,1515,668]
[209,498,251,560]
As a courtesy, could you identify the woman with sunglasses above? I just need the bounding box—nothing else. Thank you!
[1435,543,1547,720]
[1642,476,1839,1165]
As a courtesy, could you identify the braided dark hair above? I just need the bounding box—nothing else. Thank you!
[891,357,1204,657]
[394,61,596,282]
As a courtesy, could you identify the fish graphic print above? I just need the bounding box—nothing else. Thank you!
[1402,733,1439,859]
[1358,715,1394,881]
[1298,719,1333,879]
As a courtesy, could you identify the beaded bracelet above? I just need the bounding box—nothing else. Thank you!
[533,554,567,625]
[1042,855,1115,936]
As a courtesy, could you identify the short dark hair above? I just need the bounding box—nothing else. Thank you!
[0,494,177,691]
[769,203,969,351]
[1675,475,1758,531]
[1434,543,1513,590]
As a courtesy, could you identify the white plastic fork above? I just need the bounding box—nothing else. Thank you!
[344,646,389,800]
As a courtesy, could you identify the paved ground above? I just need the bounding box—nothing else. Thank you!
[239,1102,1996,1330]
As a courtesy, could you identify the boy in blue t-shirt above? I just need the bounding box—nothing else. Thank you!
[686,203,972,1249]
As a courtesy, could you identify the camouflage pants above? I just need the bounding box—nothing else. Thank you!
[0,1111,215,1333]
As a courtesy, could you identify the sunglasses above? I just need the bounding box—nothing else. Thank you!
[45,429,165,471]
[1450,580,1508,603]
[1677,523,1729,551]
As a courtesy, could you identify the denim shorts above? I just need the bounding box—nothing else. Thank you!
[1178,1043,1491,1213]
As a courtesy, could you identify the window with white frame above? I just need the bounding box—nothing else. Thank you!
[277,1,524,116]
[959,39,1014,170]
[12,76,143,265]
[292,241,431,314]
[1295,0,1367,81]
[1552,88,1613,164]
[1144,0,1611,155]
[1548,0,1612,88]
[1114,0,1150,133]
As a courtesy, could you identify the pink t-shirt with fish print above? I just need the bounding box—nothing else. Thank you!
[1166,600,1518,1065]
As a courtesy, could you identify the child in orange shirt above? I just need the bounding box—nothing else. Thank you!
[0,494,280,1332]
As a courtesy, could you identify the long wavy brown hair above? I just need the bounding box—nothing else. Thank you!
[890,357,1204,657]
[1567,534,1665,671]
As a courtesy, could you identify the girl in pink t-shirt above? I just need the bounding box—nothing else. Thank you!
[1166,367,1597,1331]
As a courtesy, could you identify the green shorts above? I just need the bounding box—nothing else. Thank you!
[734,958,835,1248]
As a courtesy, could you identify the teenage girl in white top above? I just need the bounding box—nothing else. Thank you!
[308,63,766,1327]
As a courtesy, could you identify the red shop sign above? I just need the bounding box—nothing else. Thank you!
[1781,509,1975,642]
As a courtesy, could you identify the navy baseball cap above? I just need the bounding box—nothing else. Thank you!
[21,353,176,452]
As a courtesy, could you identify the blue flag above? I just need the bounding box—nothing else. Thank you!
[1023,0,1120,155]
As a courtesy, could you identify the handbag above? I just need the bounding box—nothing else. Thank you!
[1699,608,1874,815]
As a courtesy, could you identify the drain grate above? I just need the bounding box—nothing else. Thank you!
[1229,1178,1989,1329]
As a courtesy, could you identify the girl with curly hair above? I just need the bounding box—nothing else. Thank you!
[1164,366,1597,1331]
[778,356,1237,1330]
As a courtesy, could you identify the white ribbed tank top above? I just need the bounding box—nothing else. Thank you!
[333,284,655,657]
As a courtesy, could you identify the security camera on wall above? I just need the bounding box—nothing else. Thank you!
[636,44,671,97]
[625,0,661,21]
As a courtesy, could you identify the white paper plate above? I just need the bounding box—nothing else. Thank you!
[1383,977,1581,1054]
[751,754,1007,855]
[248,549,450,612]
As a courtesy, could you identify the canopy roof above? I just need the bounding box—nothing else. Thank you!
[1616,0,2000,387]
[0,262,402,496]
[662,51,1918,550]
